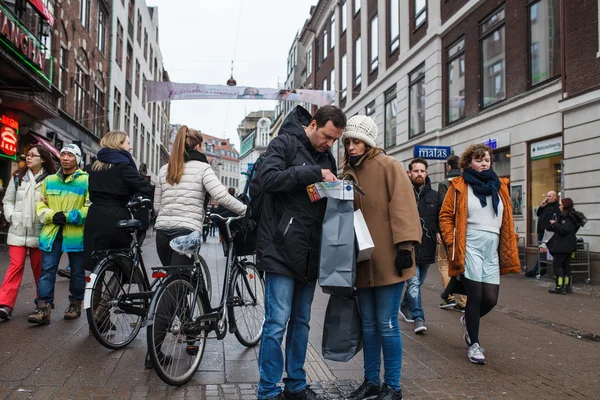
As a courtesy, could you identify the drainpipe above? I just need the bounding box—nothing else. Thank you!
[106,0,115,138]
[560,0,566,198]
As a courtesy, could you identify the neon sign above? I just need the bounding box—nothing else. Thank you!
[0,115,19,161]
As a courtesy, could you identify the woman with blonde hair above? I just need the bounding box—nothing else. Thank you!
[439,144,520,365]
[154,125,246,267]
[0,145,56,320]
[83,131,152,273]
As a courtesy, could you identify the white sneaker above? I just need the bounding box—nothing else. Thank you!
[460,316,471,346]
[468,343,485,364]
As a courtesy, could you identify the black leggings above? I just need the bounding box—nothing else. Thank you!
[462,278,500,345]
[552,253,572,279]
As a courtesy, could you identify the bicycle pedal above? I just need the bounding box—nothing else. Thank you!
[186,345,199,356]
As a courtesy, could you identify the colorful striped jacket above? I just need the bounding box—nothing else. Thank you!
[36,169,90,252]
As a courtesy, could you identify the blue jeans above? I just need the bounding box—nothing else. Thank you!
[357,282,404,392]
[36,238,85,307]
[257,273,317,399]
[530,232,545,274]
[401,264,430,321]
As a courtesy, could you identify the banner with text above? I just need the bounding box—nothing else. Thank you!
[146,81,335,107]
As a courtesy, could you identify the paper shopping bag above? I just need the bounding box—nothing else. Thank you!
[354,209,374,262]
[319,198,356,296]
[322,295,362,362]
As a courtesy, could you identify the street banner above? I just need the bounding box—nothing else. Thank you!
[146,81,334,106]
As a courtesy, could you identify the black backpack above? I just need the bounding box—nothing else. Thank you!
[246,135,297,223]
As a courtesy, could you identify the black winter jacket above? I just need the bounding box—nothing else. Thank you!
[414,178,439,264]
[547,209,587,254]
[256,106,337,282]
[536,201,561,234]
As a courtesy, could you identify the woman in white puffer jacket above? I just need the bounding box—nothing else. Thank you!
[0,145,57,320]
[154,125,246,267]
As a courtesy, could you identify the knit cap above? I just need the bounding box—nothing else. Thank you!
[341,115,378,148]
[60,143,82,165]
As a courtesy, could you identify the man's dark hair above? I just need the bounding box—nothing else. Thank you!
[312,105,347,129]
[446,155,459,170]
[409,158,428,171]
[228,187,235,196]
[139,162,148,176]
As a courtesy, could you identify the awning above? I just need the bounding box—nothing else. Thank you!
[30,132,61,159]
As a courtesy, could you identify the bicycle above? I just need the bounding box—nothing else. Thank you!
[84,196,212,350]
[144,213,265,386]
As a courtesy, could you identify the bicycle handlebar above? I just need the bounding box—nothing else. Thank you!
[209,213,244,224]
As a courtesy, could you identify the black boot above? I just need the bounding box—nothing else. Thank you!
[549,277,566,295]
[565,275,573,294]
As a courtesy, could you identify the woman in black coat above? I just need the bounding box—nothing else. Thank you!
[547,198,587,294]
[84,131,152,272]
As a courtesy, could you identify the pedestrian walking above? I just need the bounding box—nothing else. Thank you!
[256,105,346,400]
[83,131,153,329]
[28,144,90,325]
[439,144,520,364]
[399,158,439,334]
[340,116,421,400]
[0,145,56,321]
[437,155,467,311]
[525,191,560,277]
[546,198,586,294]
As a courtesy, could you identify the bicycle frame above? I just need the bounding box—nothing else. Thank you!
[143,215,244,339]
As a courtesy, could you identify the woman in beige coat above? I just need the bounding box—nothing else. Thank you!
[341,116,421,400]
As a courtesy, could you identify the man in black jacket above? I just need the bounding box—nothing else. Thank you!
[256,105,346,400]
[526,190,561,277]
[400,158,439,334]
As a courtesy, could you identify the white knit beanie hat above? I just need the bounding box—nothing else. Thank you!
[341,115,378,148]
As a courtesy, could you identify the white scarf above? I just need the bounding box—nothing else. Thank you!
[21,169,40,230]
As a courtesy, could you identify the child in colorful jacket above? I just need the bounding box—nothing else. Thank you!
[28,144,90,325]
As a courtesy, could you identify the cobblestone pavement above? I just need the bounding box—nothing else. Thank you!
[0,234,599,399]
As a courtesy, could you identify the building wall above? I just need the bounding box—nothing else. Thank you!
[108,0,168,178]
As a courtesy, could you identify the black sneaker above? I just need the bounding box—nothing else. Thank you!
[283,386,325,400]
[375,384,402,399]
[346,380,381,400]
[439,298,456,309]
[0,306,13,321]
[57,268,71,279]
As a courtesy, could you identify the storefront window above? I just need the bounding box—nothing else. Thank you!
[528,136,563,245]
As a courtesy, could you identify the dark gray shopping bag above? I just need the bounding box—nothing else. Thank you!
[322,295,362,362]
[319,198,356,296]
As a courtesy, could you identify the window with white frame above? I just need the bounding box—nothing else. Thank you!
[370,15,378,72]
[331,14,335,49]
[258,119,270,147]
[354,36,362,86]
[409,64,426,137]
[415,0,427,28]
[366,100,375,116]
[341,1,347,33]
[447,38,465,123]
[354,0,360,15]
[307,48,313,77]
[98,6,107,55]
[341,53,348,99]
[323,30,328,61]
[528,0,560,86]
[330,68,336,93]
[384,86,397,148]
[481,7,506,108]
[80,0,90,30]
[323,78,328,91]
[390,0,399,54]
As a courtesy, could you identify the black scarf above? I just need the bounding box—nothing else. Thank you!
[348,154,366,167]
[462,168,501,216]
[184,149,209,163]
[97,148,138,172]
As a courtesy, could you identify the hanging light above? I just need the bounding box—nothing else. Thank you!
[226,61,237,86]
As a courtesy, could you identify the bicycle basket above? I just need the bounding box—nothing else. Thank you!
[170,231,202,256]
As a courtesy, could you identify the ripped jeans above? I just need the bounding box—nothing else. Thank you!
[357,281,405,392]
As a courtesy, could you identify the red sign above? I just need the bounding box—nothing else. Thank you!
[1,115,18,130]
[0,126,18,157]
[27,0,55,26]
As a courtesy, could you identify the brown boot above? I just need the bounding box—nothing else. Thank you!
[28,301,51,325]
[64,300,82,320]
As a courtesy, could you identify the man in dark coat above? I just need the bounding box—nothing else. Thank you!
[256,105,346,400]
[400,158,439,334]
[526,190,561,277]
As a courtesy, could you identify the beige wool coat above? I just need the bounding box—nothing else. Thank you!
[343,153,422,288]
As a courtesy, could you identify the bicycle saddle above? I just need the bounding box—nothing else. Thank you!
[170,231,202,256]
[116,219,141,231]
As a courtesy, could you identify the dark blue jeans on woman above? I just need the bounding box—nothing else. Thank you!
[357,281,405,392]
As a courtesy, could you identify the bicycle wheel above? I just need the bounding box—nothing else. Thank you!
[197,255,212,301]
[147,276,207,386]
[229,262,265,347]
[86,256,149,350]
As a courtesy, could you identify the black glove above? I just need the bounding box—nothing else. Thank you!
[395,249,413,276]
[52,212,66,226]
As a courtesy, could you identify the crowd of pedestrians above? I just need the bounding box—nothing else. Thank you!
[0,103,587,399]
